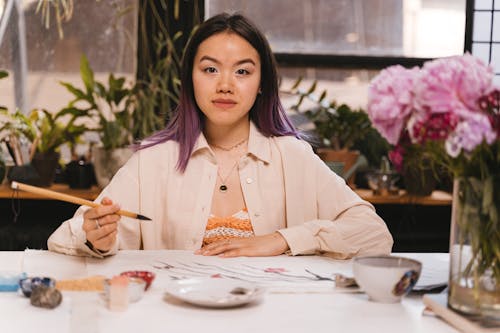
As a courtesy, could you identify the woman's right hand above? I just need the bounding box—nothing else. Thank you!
[82,197,121,252]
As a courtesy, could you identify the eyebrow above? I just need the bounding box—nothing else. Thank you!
[199,55,256,66]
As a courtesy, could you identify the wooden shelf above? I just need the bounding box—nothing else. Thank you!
[0,183,100,200]
[0,183,452,206]
[355,189,452,206]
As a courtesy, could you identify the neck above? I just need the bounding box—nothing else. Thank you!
[205,120,250,148]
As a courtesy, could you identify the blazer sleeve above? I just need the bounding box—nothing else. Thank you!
[277,140,393,259]
[47,153,142,258]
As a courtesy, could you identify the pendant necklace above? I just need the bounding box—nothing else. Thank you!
[209,138,247,193]
[217,162,238,193]
[211,138,247,151]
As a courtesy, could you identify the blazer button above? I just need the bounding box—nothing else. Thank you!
[246,178,253,184]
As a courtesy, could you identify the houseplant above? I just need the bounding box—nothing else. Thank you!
[0,70,10,182]
[282,79,374,185]
[29,108,87,186]
[0,107,87,186]
[0,108,38,184]
[368,54,499,319]
[367,64,441,195]
[59,55,136,187]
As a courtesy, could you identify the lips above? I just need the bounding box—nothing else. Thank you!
[212,99,237,109]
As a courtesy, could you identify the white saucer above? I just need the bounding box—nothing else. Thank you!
[165,278,266,308]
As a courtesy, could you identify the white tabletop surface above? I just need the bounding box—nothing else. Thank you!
[0,250,458,333]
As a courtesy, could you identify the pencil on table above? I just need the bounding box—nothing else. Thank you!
[10,181,151,221]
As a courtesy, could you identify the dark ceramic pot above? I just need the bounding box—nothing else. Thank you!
[403,166,436,196]
[66,158,95,189]
[7,164,40,185]
[31,151,60,187]
[0,159,5,184]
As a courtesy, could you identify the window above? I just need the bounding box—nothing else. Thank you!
[206,0,467,108]
[470,0,500,83]
[0,0,137,113]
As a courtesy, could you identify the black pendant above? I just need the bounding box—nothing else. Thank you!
[219,185,228,192]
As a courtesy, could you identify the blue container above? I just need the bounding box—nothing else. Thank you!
[0,272,26,292]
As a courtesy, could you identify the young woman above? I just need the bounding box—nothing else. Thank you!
[48,13,393,258]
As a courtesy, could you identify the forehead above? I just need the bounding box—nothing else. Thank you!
[195,32,260,63]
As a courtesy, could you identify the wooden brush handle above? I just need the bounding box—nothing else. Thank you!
[11,181,138,219]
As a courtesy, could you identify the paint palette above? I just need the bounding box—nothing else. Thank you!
[164,277,266,308]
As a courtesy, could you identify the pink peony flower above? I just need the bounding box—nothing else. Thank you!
[368,65,419,145]
[413,53,494,118]
[368,54,499,175]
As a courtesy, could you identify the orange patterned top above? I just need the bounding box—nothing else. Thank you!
[202,208,255,246]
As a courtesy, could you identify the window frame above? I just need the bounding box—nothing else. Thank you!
[203,0,474,70]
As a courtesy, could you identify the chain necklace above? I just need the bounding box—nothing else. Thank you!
[210,138,247,151]
[217,162,238,193]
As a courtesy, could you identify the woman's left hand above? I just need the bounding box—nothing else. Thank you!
[195,232,289,257]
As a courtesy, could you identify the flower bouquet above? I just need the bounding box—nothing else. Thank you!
[367,53,500,318]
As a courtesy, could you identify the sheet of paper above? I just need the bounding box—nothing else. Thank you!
[85,250,356,293]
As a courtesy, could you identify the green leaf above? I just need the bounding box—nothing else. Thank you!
[95,82,106,97]
[54,106,88,120]
[307,81,317,94]
[0,70,7,79]
[80,55,95,95]
[291,77,302,90]
[59,81,87,100]
[319,90,327,102]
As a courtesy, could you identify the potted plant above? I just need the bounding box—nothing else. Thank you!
[0,108,38,185]
[29,108,87,186]
[59,55,133,187]
[283,79,373,185]
[0,106,87,187]
[0,70,8,182]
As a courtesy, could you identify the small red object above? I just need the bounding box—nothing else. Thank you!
[120,271,156,290]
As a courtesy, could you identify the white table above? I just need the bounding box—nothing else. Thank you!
[0,250,458,333]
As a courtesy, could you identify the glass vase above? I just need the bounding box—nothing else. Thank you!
[448,176,500,320]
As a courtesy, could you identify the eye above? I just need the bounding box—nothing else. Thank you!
[203,67,217,73]
[236,69,250,75]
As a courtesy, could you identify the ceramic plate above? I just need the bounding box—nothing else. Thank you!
[165,278,266,308]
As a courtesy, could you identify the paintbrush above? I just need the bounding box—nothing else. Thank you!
[11,181,151,221]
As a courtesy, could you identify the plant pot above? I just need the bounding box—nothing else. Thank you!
[402,165,436,196]
[316,149,360,186]
[31,151,60,187]
[0,159,5,184]
[448,176,500,320]
[7,164,40,186]
[66,158,95,189]
[92,146,133,188]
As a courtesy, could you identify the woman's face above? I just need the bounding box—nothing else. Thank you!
[192,32,261,130]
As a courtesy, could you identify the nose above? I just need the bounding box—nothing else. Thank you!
[216,72,233,93]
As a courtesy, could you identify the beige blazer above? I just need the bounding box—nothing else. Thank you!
[48,122,393,258]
